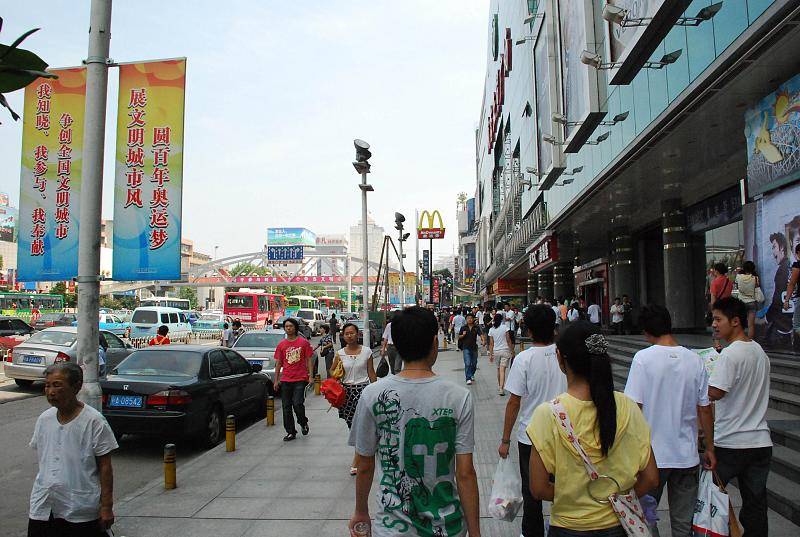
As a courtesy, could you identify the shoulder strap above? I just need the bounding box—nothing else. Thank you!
[550,398,602,481]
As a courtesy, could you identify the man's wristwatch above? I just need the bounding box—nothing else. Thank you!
[501,439,511,445]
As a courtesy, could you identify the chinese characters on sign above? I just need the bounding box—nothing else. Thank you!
[528,234,559,272]
[232,276,344,284]
[113,59,186,281]
[18,68,86,281]
[267,246,304,262]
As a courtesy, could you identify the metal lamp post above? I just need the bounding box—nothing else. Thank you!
[353,139,372,348]
[394,213,409,308]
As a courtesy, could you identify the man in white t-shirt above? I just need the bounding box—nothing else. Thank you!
[29,362,117,537]
[380,319,401,374]
[503,303,516,344]
[587,300,601,326]
[709,297,772,537]
[624,304,715,537]
[498,305,565,537]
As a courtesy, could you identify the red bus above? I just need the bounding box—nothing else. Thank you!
[318,296,344,315]
[224,291,286,328]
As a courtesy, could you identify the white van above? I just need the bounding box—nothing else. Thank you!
[296,309,325,335]
[129,306,192,340]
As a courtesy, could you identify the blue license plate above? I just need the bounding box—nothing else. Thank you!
[248,360,262,367]
[109,394,143,408]
[22,355,43,364]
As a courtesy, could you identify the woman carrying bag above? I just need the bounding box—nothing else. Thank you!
[526,321,659,536]
[330,322,376,475]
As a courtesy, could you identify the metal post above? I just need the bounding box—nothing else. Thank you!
[77,0,112,411]
[415,209,420,305]
[346,256,352,313]
[429,238,434,304]
[398,237,405,308]
[163,443,176,490]
[360,171,370,348]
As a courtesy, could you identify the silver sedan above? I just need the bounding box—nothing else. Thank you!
[230,329,285,390]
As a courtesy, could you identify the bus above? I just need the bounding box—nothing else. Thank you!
[317,296,343,315]
[139,297,191,310]
[286,295,319,316]
[224,291,286,328]
[0,293,64,320]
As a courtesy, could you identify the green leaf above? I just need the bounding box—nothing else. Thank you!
[0,28,40,60]
[0,44,51,93]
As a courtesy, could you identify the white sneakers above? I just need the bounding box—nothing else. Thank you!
[466,379,473,385]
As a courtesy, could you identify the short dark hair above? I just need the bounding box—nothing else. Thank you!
[713,262,728,275]
[465,313,475,320]
[223,322,229,329]
[742,260,756,275]
[712,296,747,326]
[232,320,242,328]
[638,304,672,337]
[770,232,787,251]
[157,325,169,336]
[341,322,358,335]
[283,317,300,332]
[44,361,83,390]
[523,304,555,344]
[391,306,438,363]
[319,324,329,334]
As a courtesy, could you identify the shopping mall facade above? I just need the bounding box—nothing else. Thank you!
[464,0,800,340]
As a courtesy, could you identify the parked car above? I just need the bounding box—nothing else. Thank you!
[32,312,77,331]
[192,312,226,332]
[72,313,131,338]
[272,316,313,339]
[0,316,35,355]
[101,345,270,446]
[4,327,133,388]
[231,330,283,387]
[128,306,192,340]
[295,309,326,335]
[341,319,381,348]
[183,311,200,326]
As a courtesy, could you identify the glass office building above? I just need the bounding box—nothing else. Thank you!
[472,0,800,335]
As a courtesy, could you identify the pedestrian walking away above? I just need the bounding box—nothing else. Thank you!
[28,362,117,537]
[622,295,635,334]
[380,315,401,374]
[348,306,481,537]
[498,305,566,537]
[221,322,232,347]
[624,304,716,536]
[709,297,772,537]
[587,299,601,327]
[148,325,171,346]
[274,317,315,441]
[489,312,514,396]
[329,313,339,349]
[526,321,659,536]
[319,324,335,376]
[503,303,517,345]
[458,313,482,385]
[331,322,376,475]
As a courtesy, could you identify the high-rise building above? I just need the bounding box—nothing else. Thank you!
[349,215,389,277]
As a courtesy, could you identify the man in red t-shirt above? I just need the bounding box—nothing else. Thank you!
[274,318,314,441]
[148,325,171,346]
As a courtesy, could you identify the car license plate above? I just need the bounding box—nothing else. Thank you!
[109,395,143,408]
[248,360,262,367]
[22,355,43,364]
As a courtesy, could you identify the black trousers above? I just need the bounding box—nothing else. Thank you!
[280,380,309,435]
[29,516,107,537]
[715,446,771,537]
[518,441,545,537]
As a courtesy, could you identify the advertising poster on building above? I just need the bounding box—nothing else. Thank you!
[17,67,86,281]
[267,227,317,247]
[744,182,800,349]
[535,18,553,175]
[388,273,416,305]
[113,59,186,281]
[745,71,800,197]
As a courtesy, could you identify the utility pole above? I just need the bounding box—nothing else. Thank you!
[353,140,372,348]
[77,0,112,410]
[415,209,420,305]
[394,212,409,308]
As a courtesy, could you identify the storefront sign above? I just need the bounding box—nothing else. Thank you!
[113,59,186,281]
[17,68,86,281]
[268,227,317,247]
[267,246,304,261]
[603,0,692,85]
[432,277,440,304]
[422,249,430,281]
[495,278,527,295]
[418,210,446,240]
[745,71,800,197]
[687,186,742,233]
[487,26,513,154]
[529,233,559,272]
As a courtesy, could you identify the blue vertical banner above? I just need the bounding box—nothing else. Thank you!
[113,60,186,281]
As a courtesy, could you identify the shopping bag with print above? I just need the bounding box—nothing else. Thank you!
[487,456,523,521]
[692,470,730,536]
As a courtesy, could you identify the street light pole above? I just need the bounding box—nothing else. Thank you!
[353,139,372,348]
[398,238,405,308]
[77,0,112,410]
[415,209,420,305]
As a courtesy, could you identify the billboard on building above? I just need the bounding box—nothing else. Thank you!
[388,272,416,305]
[603,0,692,85]
[267,245,304,261]
[557,0,607,152]
[268,227,317,247]
[113,59,186,281]
[745,72,800,197]
[17,68,87,281]
[0,206,18,243]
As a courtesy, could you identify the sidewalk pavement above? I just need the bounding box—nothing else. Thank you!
[113,343,793,537]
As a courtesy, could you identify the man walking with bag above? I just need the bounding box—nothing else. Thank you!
[457,313,482,385]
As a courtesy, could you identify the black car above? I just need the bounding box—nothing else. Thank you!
[32,312,77,331]
[101,345,270,447]
[0,316,34,337]
[271,316,313,339]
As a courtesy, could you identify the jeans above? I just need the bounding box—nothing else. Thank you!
[547,526,627,537]
[715,446,771,537]
[647,466,698,537]
[280,380,309,435]
[518,442,545,537]
[462,347,478,381]
[386,344,401,374]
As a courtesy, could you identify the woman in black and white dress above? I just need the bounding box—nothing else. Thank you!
[330,322,376,475]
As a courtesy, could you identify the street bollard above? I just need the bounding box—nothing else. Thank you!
[442,334,448,351]
[225,415,235,452]
[314,374,321,396]
[163,444,176,490]
[266,396,275,427]
[519,340,525,352]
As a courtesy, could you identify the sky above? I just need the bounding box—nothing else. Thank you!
[0,1,488,266]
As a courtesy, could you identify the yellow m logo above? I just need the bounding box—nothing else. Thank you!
[418,210,445,239]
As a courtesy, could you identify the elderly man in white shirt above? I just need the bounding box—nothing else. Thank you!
[29,362,117,537]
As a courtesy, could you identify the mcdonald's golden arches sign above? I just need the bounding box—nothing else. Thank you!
[418,210,445,240]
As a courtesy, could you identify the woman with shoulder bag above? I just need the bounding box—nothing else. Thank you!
[526,321,659,536]
[318,324,335,375]
[736,261,762,339]
[330,322,376,475]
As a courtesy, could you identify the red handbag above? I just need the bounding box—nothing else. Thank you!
[320,378,346,408]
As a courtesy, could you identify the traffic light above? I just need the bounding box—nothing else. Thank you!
[353,139,371,174]
[394,212,405,231]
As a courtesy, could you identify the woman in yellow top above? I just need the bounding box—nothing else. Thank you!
[526,321,658,536]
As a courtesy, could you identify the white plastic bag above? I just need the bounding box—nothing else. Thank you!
[692,470,730,536]
[487,457,523,521]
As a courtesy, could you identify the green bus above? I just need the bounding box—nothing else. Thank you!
[0,292,65,318]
